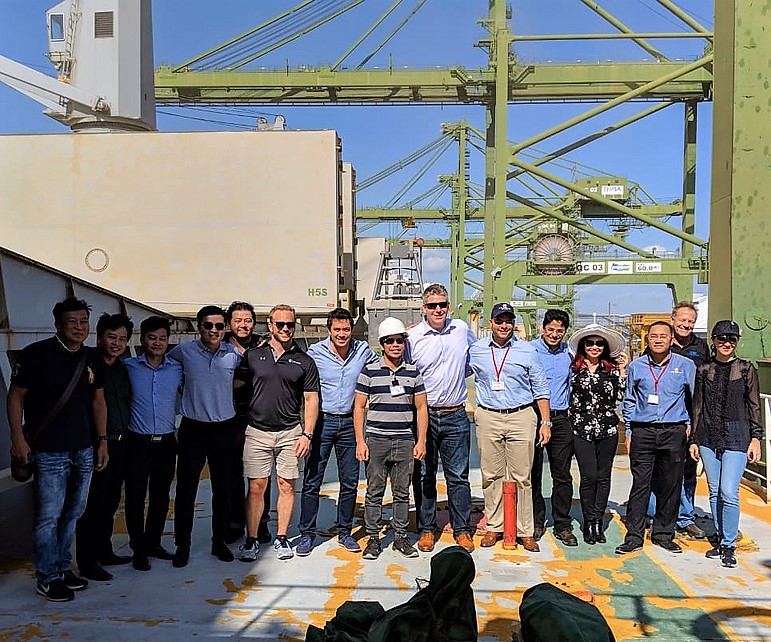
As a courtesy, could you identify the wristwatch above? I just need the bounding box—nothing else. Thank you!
[97,435,109,442]
[302,431,314,441]
[540,420,553,427]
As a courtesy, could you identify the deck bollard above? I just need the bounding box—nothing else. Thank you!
[502,479,517,550]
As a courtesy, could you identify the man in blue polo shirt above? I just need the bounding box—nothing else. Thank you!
[124,316,183,571]
[530,309,577,546]
[296,308,378,556]
[616,320,696,555]
[168,305,242,568]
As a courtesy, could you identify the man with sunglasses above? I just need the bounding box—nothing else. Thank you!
[406,284,477,554]
[168,305,242,568]
[469,303,551,552]
[235,304,320,562]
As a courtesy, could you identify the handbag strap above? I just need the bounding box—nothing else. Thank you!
[30,351,88,440]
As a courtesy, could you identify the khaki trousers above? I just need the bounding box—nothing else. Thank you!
[475,406,537,535]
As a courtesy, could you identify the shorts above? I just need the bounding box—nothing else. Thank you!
[243,424,302,480]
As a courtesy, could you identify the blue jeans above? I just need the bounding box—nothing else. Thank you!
[699,446,746,547]
[33,448,94,583]
[413,408,472,535]
[299,415,360,537]
[647,456,697,528]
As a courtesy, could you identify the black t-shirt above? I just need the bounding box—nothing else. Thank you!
[12,337,105,452]
[671,334,710,367]
[235,342,320,431]
[226,333,268,417]
[92,348,132,436]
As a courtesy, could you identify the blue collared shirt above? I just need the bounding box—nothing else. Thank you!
[124,354,183,435]
[168,339,241,422]
[469,336,550,409]
[531,337,572,411]
[622,352,696,429]
[307,337,378,414]
[406,318,477,407]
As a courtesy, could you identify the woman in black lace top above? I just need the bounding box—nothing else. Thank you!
[689,320,762,568]
[568,324,627,545]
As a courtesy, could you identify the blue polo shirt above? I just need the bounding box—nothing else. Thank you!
[622,352,696,430]
[168,339,241,422]
[307,337,378,414]
[469,336,550,409]
[531,337,572,411]
[125,354,183,435]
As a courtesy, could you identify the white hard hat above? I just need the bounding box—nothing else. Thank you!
[378,317,407,340]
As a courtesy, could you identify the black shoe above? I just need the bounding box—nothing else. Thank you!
[721,546,737,568]
[132,554,151,571]
[172,546,190,568]
[593,520,607,544]
[652,539,682,554]
[146,545,174,561]
[37,578,74,602]
[257,524,273,544]
[705,545,723,559]
[61,569,88,591]
[556,529,579,547]
[225,526,245,545]
[362,537,382,560]
[533,524,546,542]
[582,526,596,545]
[79,562,113,582]
[615,540,643,555]
[211,541,234,562]
[98,552,132,566]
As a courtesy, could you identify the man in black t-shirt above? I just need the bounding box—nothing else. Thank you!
[7,297,108,602]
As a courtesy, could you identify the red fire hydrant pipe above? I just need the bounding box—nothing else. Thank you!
[502,480,517,550]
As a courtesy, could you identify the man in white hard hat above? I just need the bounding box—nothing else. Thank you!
[354,317,428,561]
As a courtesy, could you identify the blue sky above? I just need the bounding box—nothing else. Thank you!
[0,0,714,315]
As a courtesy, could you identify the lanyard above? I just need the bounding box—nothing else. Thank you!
[490,344,511,381]
[647,356,670,394]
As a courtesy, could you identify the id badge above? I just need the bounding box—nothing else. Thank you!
[491,380,505,391]
[647,394,659,405]
[390,385,406,396]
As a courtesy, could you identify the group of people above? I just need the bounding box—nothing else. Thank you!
[7,290,762,603]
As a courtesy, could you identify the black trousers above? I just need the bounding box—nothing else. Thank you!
[573,434,616,525]
[76,439,128,566]
[229,416,271,533]
[174,417,236,548]
[623,423,686,545]
[124,431,177,554]
[531,413,575,532]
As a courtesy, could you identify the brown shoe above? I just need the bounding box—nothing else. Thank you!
[480,531,502,548]
[454,533,475,553]
[417,532,436,553]
[518,536,540,552]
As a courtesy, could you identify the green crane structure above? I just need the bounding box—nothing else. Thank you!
[153,1,768,361]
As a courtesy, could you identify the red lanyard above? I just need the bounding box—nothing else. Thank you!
[647,356,670,394]
[491,344,511,381]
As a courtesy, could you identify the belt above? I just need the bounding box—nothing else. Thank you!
[428,405,464,413]
[478,403,531,414]
[105,434,126,441]
[552,409,569,417]
[630,421,686,430]
[323,411,353,418]
[127,431,175,440]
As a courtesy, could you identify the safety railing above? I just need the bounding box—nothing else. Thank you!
[743,393,771,503]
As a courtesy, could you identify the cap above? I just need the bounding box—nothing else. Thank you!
[711,319,741,337]
[491,302,515,319]
[377,316,407,340]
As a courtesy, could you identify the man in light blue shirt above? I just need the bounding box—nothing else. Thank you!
[469,303,551,552]
[406,284,477,554]
[124,316,182,570]
[530,309,577,546]
[616,321,696,556]
[296,308,378,556]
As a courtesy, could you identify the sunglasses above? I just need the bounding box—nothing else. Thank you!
[273,321,296,330]
[382,337,405,345]
[584,339,606,347]
[492,316,514,326]
[425,301,449,310]
[713,334,738,344]
[201,321,225,331]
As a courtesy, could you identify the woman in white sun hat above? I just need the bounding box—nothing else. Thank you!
[568,324,628,545]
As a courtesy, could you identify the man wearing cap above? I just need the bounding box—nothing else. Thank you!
[616,321,696,555]
[530,309,575,545]
[355,317,428,560]
[406,284,477,554]
[469,303,551,552]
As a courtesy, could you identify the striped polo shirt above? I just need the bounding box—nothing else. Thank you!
[355,357,425,440]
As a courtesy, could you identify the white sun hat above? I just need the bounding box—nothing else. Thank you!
[568,323,625,357]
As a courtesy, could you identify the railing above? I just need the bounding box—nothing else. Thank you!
[743,393,771,502]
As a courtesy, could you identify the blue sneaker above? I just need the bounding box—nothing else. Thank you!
[338,535,362,552]
[296,534,315,557]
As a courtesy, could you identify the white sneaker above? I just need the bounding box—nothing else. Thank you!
[274,536,294,560]
[239,537,259,562]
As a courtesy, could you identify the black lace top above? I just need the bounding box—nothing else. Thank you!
[570,366,626,442]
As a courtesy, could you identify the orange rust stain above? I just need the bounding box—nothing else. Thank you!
[307,548,366,630]
[647,594,771,636]
[205,574,261,606]
[476,586,523,642]
[385,563,411,590]
[267,608,307,640]
[228,609,252,617]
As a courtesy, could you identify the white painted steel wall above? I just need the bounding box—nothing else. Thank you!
[0,129,348,316]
